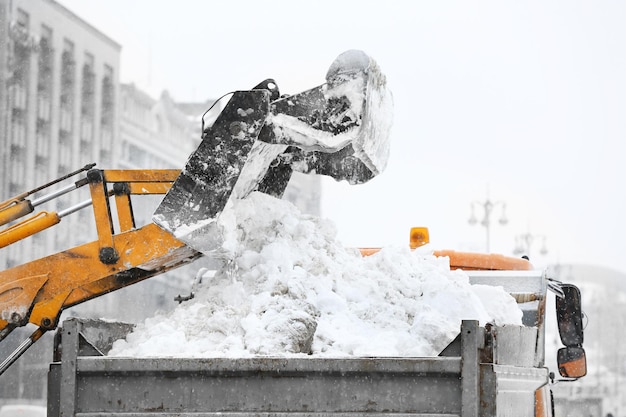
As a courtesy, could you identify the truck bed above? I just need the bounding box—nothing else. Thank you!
[47,318,547,417]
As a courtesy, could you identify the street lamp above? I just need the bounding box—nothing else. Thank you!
[468,196,508,252]
[513,232,548,259]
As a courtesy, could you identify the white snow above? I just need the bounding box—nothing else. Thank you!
[109,192,522,358]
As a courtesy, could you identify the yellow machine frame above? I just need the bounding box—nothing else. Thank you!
[0,169,200,339]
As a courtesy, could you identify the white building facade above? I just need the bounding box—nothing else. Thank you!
[0,0,121,268]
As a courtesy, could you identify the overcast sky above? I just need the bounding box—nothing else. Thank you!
[57,0,626,274]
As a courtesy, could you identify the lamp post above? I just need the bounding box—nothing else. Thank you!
[513,232,548,260]
[468,196,508,253]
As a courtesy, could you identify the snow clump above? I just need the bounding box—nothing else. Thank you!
[109,192,522,358]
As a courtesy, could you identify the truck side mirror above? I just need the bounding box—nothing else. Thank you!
[557,346,587,378]
[555,284,586,378]
[555,284,583,346]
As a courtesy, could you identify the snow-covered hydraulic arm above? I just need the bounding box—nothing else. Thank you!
[0,50,392,374]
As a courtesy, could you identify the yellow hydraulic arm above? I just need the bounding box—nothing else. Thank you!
[0,163,95,228]
[0,168,201,373]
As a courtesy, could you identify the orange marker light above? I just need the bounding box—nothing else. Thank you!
[409,227,430,249]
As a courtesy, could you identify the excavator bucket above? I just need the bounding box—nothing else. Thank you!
[153,50,392,253]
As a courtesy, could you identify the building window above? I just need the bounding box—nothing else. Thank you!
[9,46,29,87]
[59,39,75,118]
[9,85,27,114]
[9,8,36,54]
[58,40,75,172]
[9,10,30,111]
[10,144,25,175]
[101,65,114,127]
[81,53,95,117]
[11,101,25,135]
[100,65,115,165]
[36,25,53,184]
[58,128,72,176]
[37,25,53,96]
[80,53,95,161]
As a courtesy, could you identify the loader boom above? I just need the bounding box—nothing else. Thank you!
[0,170,199,340]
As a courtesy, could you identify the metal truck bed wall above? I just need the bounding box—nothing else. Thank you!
[47,318,548,417]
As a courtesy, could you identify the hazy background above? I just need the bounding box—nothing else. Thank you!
[57,0,626,274]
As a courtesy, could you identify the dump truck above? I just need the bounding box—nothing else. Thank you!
[0,50,586,416]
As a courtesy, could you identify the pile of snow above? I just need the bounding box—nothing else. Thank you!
[109,192,522,358]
